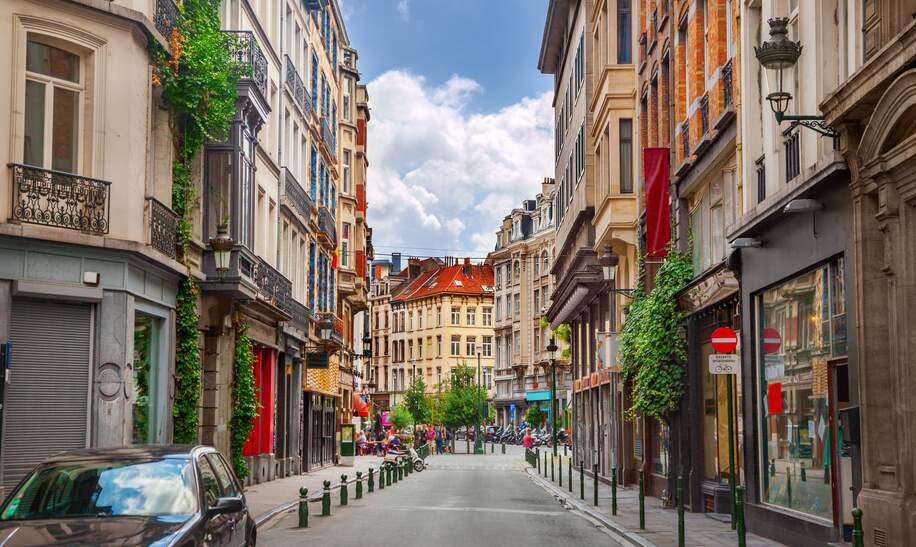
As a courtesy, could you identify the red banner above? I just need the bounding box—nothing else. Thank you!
[767,382,784,415]
[644,148,671,257]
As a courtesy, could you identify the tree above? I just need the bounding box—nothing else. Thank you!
[525,405,544,427]
[403,376,431,425]
[440,365,487,452]
[390,405,412,430]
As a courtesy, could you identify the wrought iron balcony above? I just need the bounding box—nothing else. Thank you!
[8,163,111,235]
[285,55,313,116]
[224,31,268,98]
[254,257,292,313]
[155,0,178,39]
[147,197,178,259]
[317,206,337,248]
[282,167,315,224]
[723,60,733,108]
[320,117,336,158]
[288,297,311,334]
[317,312,345,347]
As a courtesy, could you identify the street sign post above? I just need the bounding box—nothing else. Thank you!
[710,326,739,527]
[762,327,782,354]
[709,354,740,374]
[711,327,738,353]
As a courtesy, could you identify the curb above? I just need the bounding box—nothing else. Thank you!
[526,467,656,547]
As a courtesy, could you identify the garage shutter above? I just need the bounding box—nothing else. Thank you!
[4,299,92,490]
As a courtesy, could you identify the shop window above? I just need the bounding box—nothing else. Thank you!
[757,258,846,521]
[132,312,164,444]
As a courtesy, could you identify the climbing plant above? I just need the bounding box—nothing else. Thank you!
[230,323,257,480]
[539,317,572,360]
[149,0,242,443]
[619,249,693,423]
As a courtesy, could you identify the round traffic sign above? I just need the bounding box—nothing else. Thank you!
[762,327,782,354]
[711,327,738,353]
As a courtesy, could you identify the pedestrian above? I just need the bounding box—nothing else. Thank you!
[425,425,436,450]
[522,428,533,449]
[435,427,443,455]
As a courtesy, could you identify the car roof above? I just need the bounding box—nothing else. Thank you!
[40,444,217,464]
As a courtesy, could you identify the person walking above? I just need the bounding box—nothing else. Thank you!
[435,427,443,455]
[425,425,436,451]
[522,428,533,449]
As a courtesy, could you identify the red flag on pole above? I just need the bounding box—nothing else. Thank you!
[644,148,671,257]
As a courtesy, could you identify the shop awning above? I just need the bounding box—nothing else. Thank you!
[526,390,551,402]
[352,393,369,417]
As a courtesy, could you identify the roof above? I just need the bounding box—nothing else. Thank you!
[40,445,211,464]
[391,263,494,302]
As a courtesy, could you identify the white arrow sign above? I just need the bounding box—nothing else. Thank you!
[709,354,740,375]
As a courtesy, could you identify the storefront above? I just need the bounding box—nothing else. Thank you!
[243,345,277,483]
[304,393,337,470]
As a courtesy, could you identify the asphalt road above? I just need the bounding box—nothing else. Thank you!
[258,449,623,546]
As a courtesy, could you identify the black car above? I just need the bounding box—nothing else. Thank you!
[0,445,255,546]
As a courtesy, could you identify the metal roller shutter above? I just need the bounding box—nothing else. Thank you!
[4,299,92,490]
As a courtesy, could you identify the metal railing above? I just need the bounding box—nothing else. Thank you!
[318,206,337,247]
[9,163,111,235]
[722,59,733,108]
[155,0,178,39]
[317,312,345,345]
[224,31,268,98]
[285,55,313,116]
[254,257,292,313]
[147,197,178,259]
[320,117,336,157]
[283,168,314,222]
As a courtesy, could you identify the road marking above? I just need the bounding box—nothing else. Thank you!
[369,505,566,517]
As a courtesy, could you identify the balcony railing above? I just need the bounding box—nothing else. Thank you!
[155,0,178,39]
[254,257,292,313]
[318,206,337,247]
[680,124,689,161]
[320,117,336,157]
[285,55,313,116]
[147,197,178,259]
[224,31,268,98]
[282,167,314,222]
[317,312,345,347]
[700,94,709,136]
[9,163,111,235]
[722,59,733,108]
[288,297,311,333]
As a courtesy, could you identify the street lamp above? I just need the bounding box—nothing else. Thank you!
[209,223,234,279]
[546,337,559,456]
[754,18,837,137]
[598,248,637,297]
[475,351,484,455]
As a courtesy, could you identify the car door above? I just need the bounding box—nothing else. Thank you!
[198,456,233,547]
[205,453,247,547]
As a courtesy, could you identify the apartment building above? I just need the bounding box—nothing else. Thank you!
[490,180,570,428]
[539,0,639,480]
[367,253,405,413]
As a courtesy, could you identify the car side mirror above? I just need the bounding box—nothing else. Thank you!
[206,496,245,518]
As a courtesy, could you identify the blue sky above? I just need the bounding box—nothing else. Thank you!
[341,0,556,257]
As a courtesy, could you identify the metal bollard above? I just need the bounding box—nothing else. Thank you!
[800,465,806,482]
[639,470,645,530]
[786,466,792,508]
[491,441,494,453]
[568,458,572,493]
[340,475,348,506]
[321,480,331,516]
[502,442,505,454]
[612,467,618,515]
[851,507,864,547]
[564,443,568,457]
[356,472,363,499]
[392,465,398,484]
[298,487,309,528]
[593,463,598,506]
[551,455,555,482]
[558,457,563,487]
[579,461,585,500]
[536,448,541,473]
[736,485,747,547]
[543,453,548,478]
[380,467,386,489]
[677,475,685,547]
[368,468,375,493]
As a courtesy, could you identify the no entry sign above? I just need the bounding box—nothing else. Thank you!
[711,327,738,353]
[762,327,782,354]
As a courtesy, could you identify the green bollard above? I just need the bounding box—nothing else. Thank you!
[559,457,563,487]
[579,461,585,500]
[800,465,806,482]
[564,443,568,457]
[736,485,747,547]
[396,463,402,482]
[391,465,397,484]
[356,472,363,499]
[368,468,375,493]
[298,487,309,528]
[851,507,864,547]
[491,441,494,453]
[379,467,386,489]
[340,475,348,506]
[639,470,645,530]
[536,449,541,473]
[543,453,548,478]
[786,466,792,508]
[321,480,331,516]
[593,463,598,506]
[502,442,505,454]
[677,475,685,547]
[551,455,555,482]
[612,467,618,515]
[568,458,572,493]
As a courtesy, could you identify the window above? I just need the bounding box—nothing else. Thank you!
[407,310,413,330]
[534,327,541,354]
[417,339,423,359]
[495,297,502,321]
[343,77,352,121]
[620,119,633,193]
[451,307,460,325]
[514,330,521,354]
[341,223,350,268]
[482,336,493,357]
[198,458,221,508]
[513,294,520,318]
[482,307,492,326]
[543,251,549,273]
[533,289,540,313]
[24,40,82,172]
[408,340,413,360]
[507,296,512,318]
[342,150,351,194]
[617,0,631,63]
[513,261,520,282]
[483,368,492,390]
[450,335,461,356]
[466,336,477,356]
[437,335,443,357]
[205,454,240,497]
[506,263,512,285]
[418,311,423,330]
[436,306,442,326]
[466,307,476,326]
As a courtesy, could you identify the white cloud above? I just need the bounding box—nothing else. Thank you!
[365,70,554,258]
[396,0,410,21]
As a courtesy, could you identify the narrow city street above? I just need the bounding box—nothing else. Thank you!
[259,449,623,547]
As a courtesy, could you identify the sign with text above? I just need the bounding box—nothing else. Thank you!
[306,352,329,369]
[709,354,740,374]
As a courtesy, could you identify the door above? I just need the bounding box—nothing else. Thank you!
[4,299,91,491]
[198,456,235,547]
[205,453,247,546]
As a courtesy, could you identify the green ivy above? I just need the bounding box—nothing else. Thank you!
[230,323,257,480]
[149,0,242,443]
[619,250,693,422]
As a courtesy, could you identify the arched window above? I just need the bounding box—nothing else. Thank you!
[513,260,520,282]
[542,251,549,273]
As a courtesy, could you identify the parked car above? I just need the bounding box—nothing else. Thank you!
[0,445,255,546]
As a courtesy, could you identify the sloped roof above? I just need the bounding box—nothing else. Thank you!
[391,263,494,302]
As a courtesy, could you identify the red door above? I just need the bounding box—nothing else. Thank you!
[243,346,276,456]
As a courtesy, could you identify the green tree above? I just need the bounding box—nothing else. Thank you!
[440,365,487,452]
[403,376,432,425]
[390,405,412,430]
[525,405,544,427]
[540,317,572,361]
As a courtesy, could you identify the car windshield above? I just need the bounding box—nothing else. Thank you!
[0,457,198,520]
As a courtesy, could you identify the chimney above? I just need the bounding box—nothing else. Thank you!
[408,257,421,279]
[391,252,401,272]
[462,257,471,276]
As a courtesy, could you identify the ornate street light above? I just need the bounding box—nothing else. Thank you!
[598,248,637,297]
[547,337,559,456]
[209,224,234,279]
[362,334,372,358]
[754,18,837,137]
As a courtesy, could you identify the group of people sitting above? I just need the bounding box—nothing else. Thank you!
[353,425,451,456]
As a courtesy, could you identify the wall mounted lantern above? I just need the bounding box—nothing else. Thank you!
[209,224,234,279]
